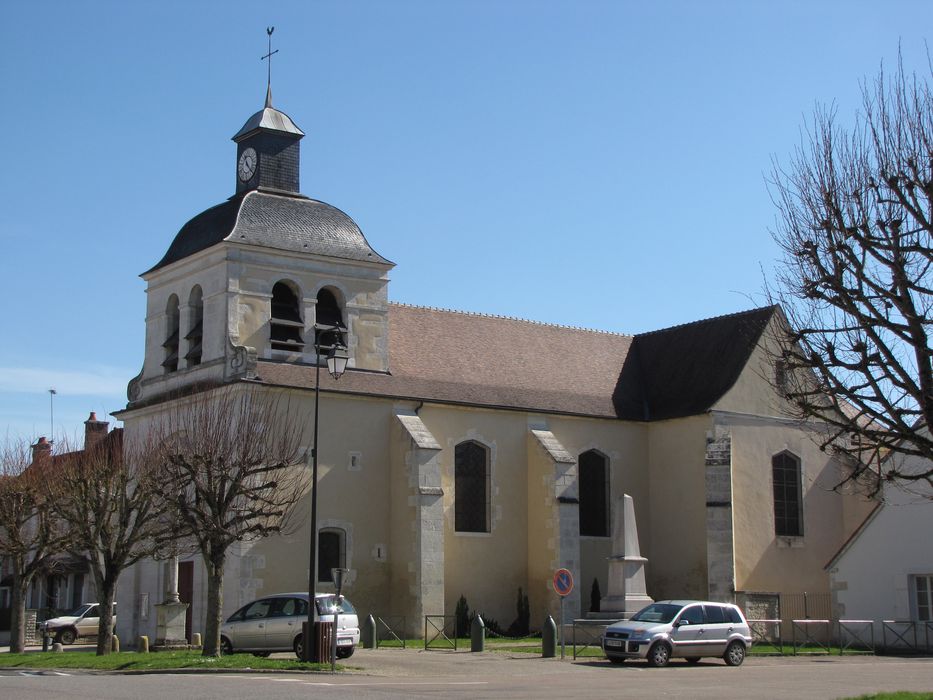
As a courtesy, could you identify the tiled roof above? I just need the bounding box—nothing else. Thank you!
[255,304,777,421]
[147,191,392,274]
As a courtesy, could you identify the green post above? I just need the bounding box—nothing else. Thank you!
[471,615,485,652]
[542,615,557,658]
[363,614,376,649]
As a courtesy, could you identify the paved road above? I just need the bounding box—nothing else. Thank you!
[1,649,932,699]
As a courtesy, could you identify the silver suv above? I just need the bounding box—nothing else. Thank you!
[602,600,752,667]
[220,592,360,659]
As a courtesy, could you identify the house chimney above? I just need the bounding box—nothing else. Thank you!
[31,436,52,465]
[84,412,109,450]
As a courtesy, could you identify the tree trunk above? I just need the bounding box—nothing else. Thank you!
[8,572,30,654]
[202,548,226,657]
[93,572,118,656]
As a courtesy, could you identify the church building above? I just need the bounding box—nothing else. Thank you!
[112,87,875,643]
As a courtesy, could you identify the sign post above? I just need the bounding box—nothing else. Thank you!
[552,568,574,660]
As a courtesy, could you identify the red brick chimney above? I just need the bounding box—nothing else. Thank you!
[84,412,109,451]
[31,436,52,465]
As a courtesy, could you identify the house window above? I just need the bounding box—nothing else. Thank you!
[455,440,489,533]
[314,287,345,351]
[318,528,346,583]
[579,450,609,537]
[185,285,203,367]
[270,281,304,350]
[773,451,803,537]
[162,295,180,373]
[915,575,933,621]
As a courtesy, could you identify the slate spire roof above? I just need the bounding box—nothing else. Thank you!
[256,304,778,421]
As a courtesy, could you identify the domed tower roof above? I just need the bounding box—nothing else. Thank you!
[146,190,392,274]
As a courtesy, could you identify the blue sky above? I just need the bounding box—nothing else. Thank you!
[1,0,931,441]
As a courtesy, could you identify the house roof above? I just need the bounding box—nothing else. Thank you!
[255,304,777,421]
[146,190,392,274]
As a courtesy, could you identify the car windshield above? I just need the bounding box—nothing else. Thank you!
[629,603,684,624]
[67,604,95,618]
[316,595,355,615]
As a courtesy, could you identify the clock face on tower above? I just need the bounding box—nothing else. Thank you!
[237,147,258,182]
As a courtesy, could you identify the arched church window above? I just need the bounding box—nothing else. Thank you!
[579,450,609,537]
[318,528,346,583]
[455,440,489,533]
[270,281,304,350]
[314,287,346,352]
[773,451,803,537]
[162,295,180,373]
[185,285,203,367]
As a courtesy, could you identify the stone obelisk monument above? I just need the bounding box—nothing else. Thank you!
[599,494,653,617]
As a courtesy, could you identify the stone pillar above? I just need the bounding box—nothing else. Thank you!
[705,429,735,602]
[154,555,188,648]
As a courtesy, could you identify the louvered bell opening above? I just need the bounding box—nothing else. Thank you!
[161,350,179,372]
[270,322,304,350]
[162,328,179,349]
[184,342,203,364]
[184,319,203,340]
[315,327,346,353]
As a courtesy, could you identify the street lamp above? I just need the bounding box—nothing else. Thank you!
[304,323,349,662]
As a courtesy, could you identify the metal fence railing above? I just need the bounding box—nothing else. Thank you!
[424,615,457,651]
[375,616,407,649]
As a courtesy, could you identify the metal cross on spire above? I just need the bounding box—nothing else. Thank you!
[261,26,278,108]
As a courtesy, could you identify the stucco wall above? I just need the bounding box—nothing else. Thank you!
[646,414,712,601]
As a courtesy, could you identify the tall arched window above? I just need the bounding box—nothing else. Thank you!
[579,450,609,537]
[270,281,304,350]
[185,285,203,367]
[318,528,346,583]
[773,451,803,537]
[314,287,345,351]
[162,295,180,373]
[455,440,489,533]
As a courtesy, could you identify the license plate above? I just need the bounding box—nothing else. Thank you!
[337,637,353,646]
[605,639,622,647]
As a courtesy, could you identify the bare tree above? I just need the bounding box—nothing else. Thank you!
[48,429,171,655]
[769,52,933,493]
[0,438,70,653]
[151,385,310,657]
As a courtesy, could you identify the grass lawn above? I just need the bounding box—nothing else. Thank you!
[842,694,933,700]
[0,650,335,672]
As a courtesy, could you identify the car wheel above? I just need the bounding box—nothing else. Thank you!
[685,656,701,664]
[252,651,271,658]
[607,655,626,664]
[294,634,304,660]
[58,628,77,645]
[723,640,746,666]
[646,642,671,668]
[220,636,233,655]
[336,646,355,659]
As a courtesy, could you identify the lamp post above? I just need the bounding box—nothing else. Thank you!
[304,323,349,662]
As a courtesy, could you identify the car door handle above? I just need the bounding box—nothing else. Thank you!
[258,624,264,628]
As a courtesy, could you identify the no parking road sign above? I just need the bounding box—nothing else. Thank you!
[552,568,574,597]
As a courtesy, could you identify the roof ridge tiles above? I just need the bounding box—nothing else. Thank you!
[390,302,632,337]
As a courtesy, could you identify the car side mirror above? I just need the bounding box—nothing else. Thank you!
[675,619,688,626]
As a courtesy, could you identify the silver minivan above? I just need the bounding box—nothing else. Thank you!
[602,600,752,667]
[220,592,360,659]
